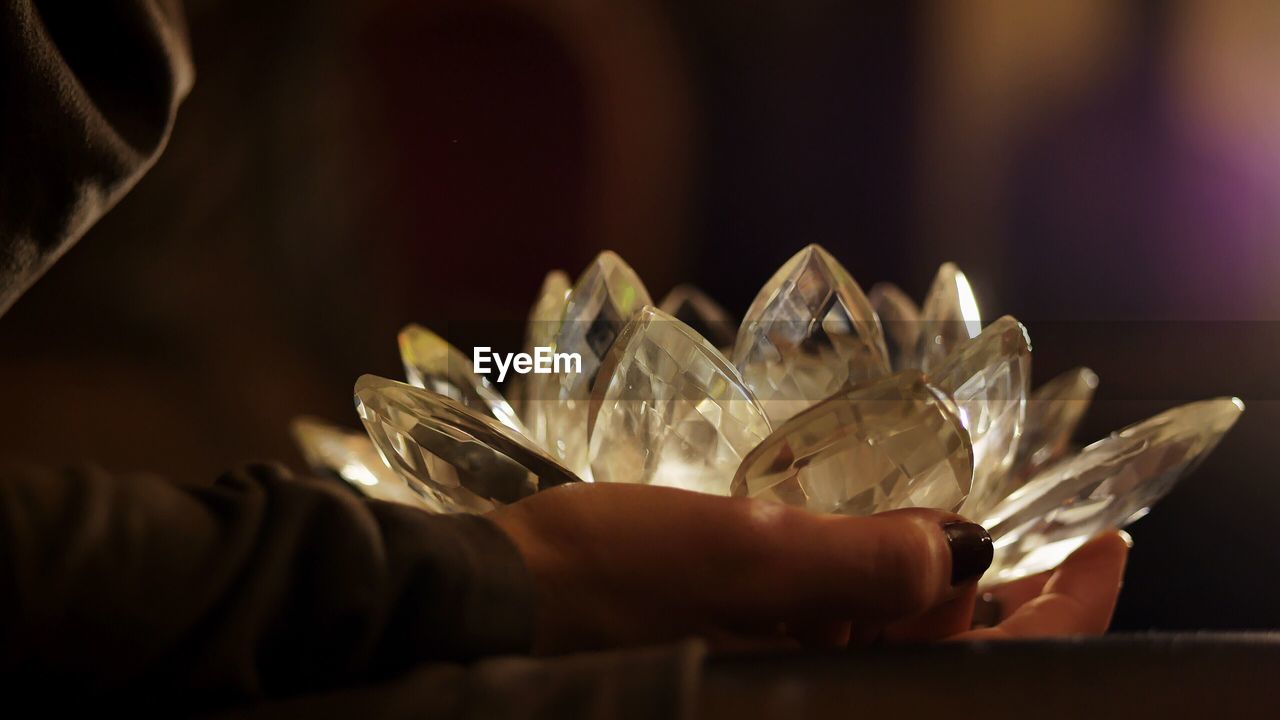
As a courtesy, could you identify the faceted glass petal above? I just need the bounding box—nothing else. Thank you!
[291,416,452,511]
[527,270,573,350]
[929,316,1030,518]
[398,324,527,435]
[869,282,922,372]
[730,369,974,516]
[732,244,890,425]
[514,270,572,442]
[588,306,771,495]
[917,262,982,372]
[534,251,653,478]
[658,284,737,350]
[1012,367,1098,481]
[980,397,1243,586]
[355,375,579,513]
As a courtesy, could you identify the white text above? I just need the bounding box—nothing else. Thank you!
[473,346,582,382]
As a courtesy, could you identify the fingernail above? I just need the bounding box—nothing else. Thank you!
[1117,529,1134,549]
[943,521,993,586]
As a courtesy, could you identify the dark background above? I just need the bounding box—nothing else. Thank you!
[2,1,1278,630]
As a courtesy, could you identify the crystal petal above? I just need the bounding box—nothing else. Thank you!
[588,306,771,495]
[980,397,1243,586]
[398,324,527,435]
[1011,367,1098,481]
[527,270,573,350]
[732,244,890,425]
[730,369,974,516]
[355,375,579,513]
[868,282,922,372]
[291,416,452,511]
[534,251,653,478]
[917,262,982,372]
[929,316,1030,518]
[658,284,737,350]
[514,270,572,442]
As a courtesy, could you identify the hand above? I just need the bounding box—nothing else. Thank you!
[488,483,994,653]
[955,531,1131,640]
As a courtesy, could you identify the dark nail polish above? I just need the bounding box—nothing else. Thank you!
[943,521,993,586]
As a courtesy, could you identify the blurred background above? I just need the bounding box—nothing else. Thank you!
[2,0,1279,630]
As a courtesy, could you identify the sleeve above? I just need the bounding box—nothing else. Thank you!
[0,0,193,315]
[0,462,705,718]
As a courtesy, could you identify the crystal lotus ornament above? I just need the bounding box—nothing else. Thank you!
[980,397,1243,585]
[290,245,1242,588]
[659,284,737,349]
[533,251,653,479]
[510,270,572,425]
[1012,367,1098,481]
[929,316,1031,519]
[589,306,771,494]
[732,245,890,425]
[868,282,921,372]
[731,369,973,515]
[525,270,573,353]
[292,416,452,511]
[355,374,578,513]
[399,324,526,434]
[917,262,982,372]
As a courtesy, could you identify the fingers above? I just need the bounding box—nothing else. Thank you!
[493,483,1000,649]
[719,504,992,625]
[955,531,1129,640]
[970,570,1052,627]
[881,585,979,643]
[982,570,1051,612]
[1030,531,1129,634]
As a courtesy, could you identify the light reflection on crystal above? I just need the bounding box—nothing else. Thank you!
[588,306,771,495]
[291,416,451,510]
[398,324,527,435]
[731,369,973,516]
[355,375,579,513]
[1012,367,1098,481]
[868,282,922,372]
[980,397,1243,586]
[732,245,890,425]
[917,262,982,372]
[537,252,653,478]
[929,316,1030,519]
